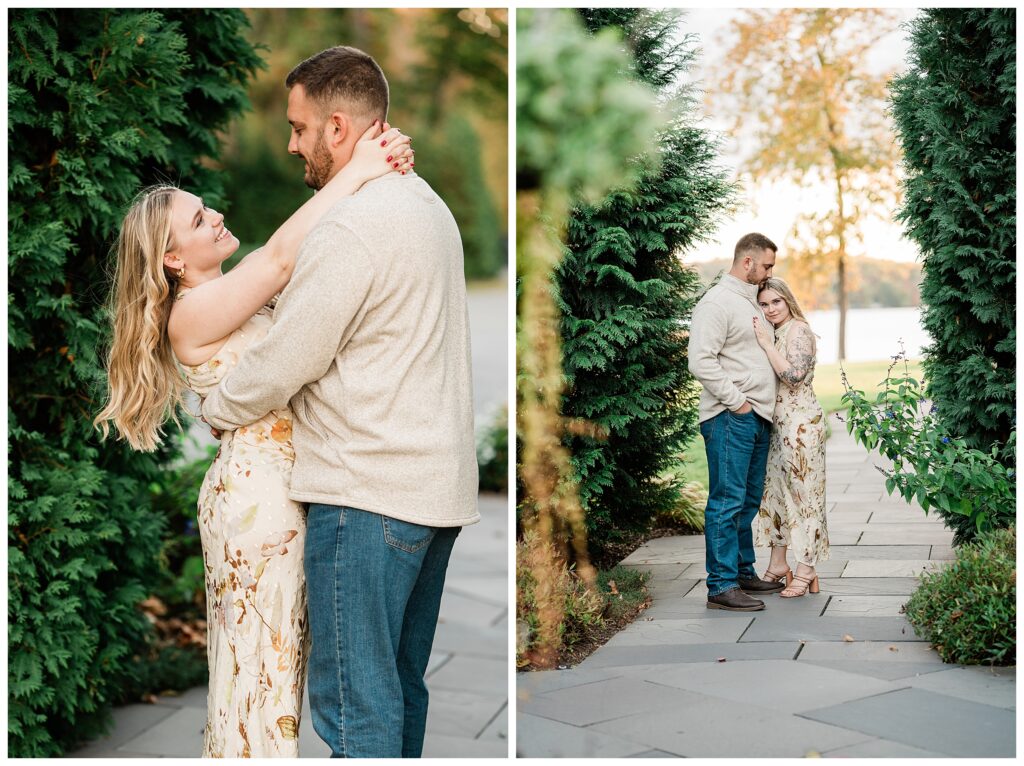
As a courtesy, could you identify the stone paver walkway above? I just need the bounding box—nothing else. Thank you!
[68,494,508,759]
[517,415,1015,758]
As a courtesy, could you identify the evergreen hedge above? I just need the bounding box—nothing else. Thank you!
[558,9,735,551]
[8,10,261,756]
[889,9,1016,541]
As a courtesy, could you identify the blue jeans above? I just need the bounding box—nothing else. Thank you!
[700,410,771,596]
[304,504,460,758]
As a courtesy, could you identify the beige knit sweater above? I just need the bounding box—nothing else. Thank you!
[202,173,479,528]
[688,273,778,423]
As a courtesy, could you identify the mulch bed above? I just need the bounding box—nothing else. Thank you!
[527,524,703,670]
[554,594,652,669]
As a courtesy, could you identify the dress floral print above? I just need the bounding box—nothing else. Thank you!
[755,319,830,565]
[178,294,308,758]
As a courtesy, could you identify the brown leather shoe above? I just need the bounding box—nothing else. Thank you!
[707,587,765,611]
[738,575,786,594]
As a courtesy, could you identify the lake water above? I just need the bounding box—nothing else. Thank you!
[806,306,928,364]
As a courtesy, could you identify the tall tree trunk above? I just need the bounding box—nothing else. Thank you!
[819,47,849,361]
[834,170,848,361]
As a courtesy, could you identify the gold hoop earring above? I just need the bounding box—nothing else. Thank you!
[176,266,186,280]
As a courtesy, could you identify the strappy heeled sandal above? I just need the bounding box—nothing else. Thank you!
[779,572,819,598]
[762,565,793,586]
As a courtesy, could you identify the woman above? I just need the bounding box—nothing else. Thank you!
[751,277,829,598]
[94,122,412,757]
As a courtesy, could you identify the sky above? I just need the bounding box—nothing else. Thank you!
[673,7,922,263]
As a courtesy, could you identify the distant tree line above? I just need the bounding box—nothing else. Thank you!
[693,256,922,309]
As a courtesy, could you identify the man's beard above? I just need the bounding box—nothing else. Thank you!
[304,131,335,190]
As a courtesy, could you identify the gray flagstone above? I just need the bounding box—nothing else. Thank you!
[517,415,1013,758]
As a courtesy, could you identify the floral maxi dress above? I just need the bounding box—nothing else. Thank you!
[755,319,830,565]
[178,295,308,758]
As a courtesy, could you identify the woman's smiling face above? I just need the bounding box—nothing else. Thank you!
[758,288,791,327]
[164,190,239,275]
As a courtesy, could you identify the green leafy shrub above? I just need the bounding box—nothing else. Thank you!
[516,7,662,668]
[477,404,509,493]
[515,535,650,667]
[652,479,706,532]
[8,10,261,756]
[904,526,1015,665]
[557,9,734,554]
[414,112,506,279]
[515,535,606,666]
[889,9,1016,542]
[840,350,1015,544]
[148,445,217,608]
[117,646,210,706]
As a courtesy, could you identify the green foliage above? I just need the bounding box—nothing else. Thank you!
[889,9,1016,526]
[597,565,650,623]
[148,445,217,607]
[840,350,1015,545]
[8,10,261,756]
[515,7,664,669]
[415,113,505,279]
[515,535,649,667]
[407,8,508,129]
[406,10,508,279]
[221,8,508,280]
[557,9,735,552]
[477,405,509,494]
[516,8,661,203]
[515,535,605,666]
[904,526,1015,665]
[652,480,707,532]
[118,646,209,706]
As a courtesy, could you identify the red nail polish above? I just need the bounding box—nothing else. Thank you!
[401,170,406,175]
[393,162,399,168]
[380,139,387,146]
[386,155,393,162]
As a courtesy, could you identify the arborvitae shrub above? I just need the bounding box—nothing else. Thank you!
[889,9,1016,542]
[8,10,261,756]
[558,9,734,553]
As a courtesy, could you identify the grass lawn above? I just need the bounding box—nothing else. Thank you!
[678,358,924,490]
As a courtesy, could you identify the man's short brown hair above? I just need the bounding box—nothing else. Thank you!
[733,232,778,263]
[286,46,389,123]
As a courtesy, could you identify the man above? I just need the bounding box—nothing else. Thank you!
[202,46,479,757]
[687,233,779,612]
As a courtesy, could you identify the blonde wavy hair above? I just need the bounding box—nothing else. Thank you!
[758,277,811,326]
[94,184,187,451]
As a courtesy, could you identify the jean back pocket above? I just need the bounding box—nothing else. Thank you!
[382,516,437,554]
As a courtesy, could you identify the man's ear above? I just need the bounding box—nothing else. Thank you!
[328,112,349,148]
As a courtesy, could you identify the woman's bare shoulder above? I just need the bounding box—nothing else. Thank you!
[167,292,230,366]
